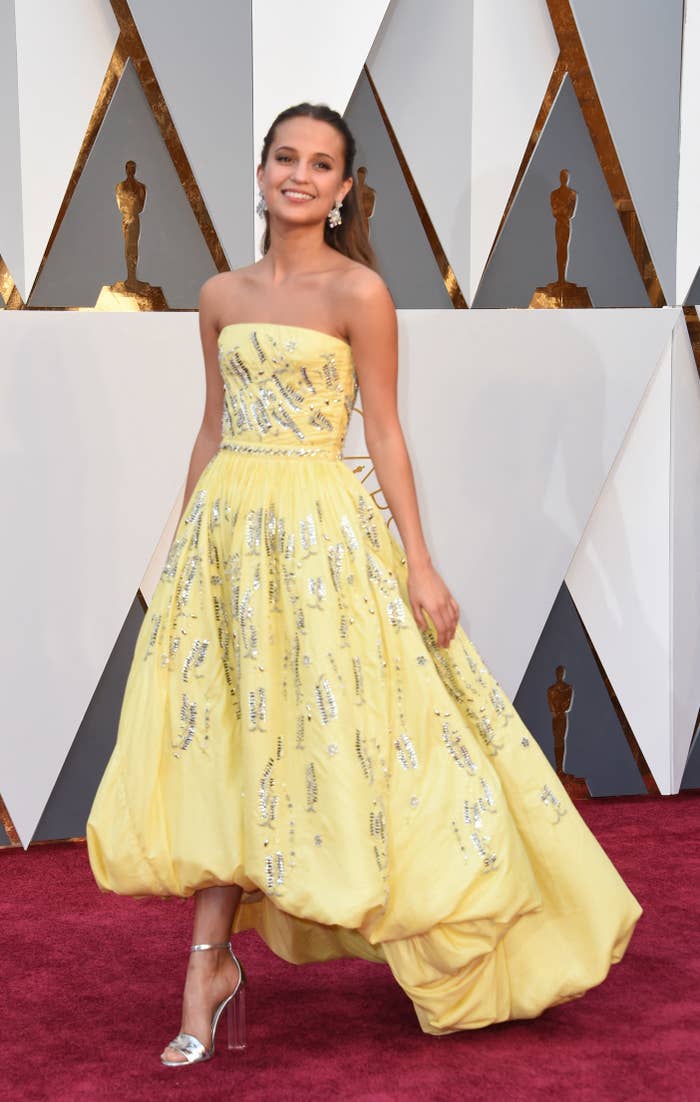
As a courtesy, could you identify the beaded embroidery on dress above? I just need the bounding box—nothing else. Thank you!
[87,322,642,1034]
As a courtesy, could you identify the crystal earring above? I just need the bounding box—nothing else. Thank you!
[256,188,267,217]
[328,198,343,228]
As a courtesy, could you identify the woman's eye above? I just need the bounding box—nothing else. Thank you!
[276,154,330,170]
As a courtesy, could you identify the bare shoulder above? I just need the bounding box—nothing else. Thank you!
[198,268,253,297]
[339,261,388,295]
[342,264,394,313]
[198,269,233,303]
[340,264,396,343]
[198,268,251,327]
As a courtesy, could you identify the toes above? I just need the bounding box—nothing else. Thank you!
[162,1046,186,1063]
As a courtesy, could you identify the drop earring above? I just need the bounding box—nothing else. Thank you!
[256,188,267,218]
[327,198,343,228]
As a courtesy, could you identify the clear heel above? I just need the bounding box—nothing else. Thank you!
[227,983,247,1049]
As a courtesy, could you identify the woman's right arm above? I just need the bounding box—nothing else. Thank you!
[173,276,226,528]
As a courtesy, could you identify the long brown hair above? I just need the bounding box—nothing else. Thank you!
[258,102,380,273]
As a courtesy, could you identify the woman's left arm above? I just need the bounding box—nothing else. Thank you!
[345,272,460,648]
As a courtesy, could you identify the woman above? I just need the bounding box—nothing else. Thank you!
[87,102,643,1067]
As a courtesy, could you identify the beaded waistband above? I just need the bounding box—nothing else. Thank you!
[219,439,342,460]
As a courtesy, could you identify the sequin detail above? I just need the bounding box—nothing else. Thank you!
[259,758,275,825]
[220,440,341,460]
[143,613,162,660]
[370,797,388,871]
[394,732,419,770]
[182,639,209,682]
[442,725,478,774]
[305,763,318,812]
[355,730,374,783]
[314,676,337,723]
[540,783,567,824]
[176,694,197,753]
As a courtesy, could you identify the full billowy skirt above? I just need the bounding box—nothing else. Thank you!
[87,448,642,1033]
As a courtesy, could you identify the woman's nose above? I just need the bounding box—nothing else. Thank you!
[290,164,311,181]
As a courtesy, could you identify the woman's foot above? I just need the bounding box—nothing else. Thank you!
[161,945,241,1064]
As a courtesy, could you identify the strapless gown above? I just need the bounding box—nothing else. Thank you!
[87,321,642,1034]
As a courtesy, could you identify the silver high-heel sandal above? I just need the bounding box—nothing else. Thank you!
[160,940,247,1067]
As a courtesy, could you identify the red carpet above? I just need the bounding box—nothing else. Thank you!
[2,793,697,1101]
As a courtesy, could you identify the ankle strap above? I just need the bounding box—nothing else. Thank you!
[190,940,232,952]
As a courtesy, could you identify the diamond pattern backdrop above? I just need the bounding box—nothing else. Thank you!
[1,0,699,848]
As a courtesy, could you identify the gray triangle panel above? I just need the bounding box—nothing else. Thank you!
[473,76,648,309]
[31,594,145,842]
[344,70,453,309]
[680,721,700,790]
[683,268,700,307]
[513,582,646,796]
[30,60,217,309]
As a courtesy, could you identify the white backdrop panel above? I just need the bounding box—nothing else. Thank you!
[0,312,204,845]
[343,307,677,701]
[13,0,118,301]
[567,332,673,793]
[677,0,700,302]
[670,319,700,787]
[0,0,24,295]
[470,0,558,302]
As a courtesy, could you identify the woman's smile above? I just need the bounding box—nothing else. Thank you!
[281,189,315,202]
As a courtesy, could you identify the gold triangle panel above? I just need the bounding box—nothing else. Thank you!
[0,793,21,847]
[0,254,23,308]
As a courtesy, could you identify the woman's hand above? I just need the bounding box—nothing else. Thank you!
[406,557,460,648]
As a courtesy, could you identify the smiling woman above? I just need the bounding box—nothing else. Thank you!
[85,101,642,1069]
[254,106,379,270]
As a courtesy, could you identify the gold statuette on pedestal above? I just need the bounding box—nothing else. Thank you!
[547,665,590,798]
[356,166,376,238]
[530,169,592,308]
[95,159,168,311]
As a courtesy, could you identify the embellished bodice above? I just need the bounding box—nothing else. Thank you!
[217,322,358,459]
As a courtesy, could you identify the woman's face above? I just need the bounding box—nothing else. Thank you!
[257,116,353,226]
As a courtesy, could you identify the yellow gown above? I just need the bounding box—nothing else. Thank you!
[87,321,642,1035]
